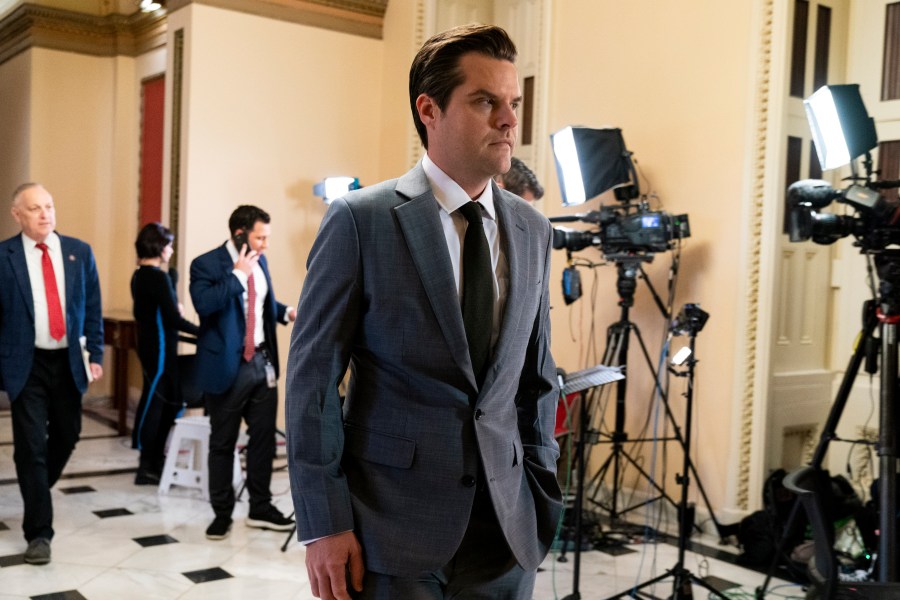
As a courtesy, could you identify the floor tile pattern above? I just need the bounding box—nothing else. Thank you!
[0,402,803,599]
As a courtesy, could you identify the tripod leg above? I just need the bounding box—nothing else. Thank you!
[878,319,898,582]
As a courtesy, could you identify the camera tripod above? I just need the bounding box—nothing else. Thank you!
[757,252,900,598]
[587,259,726,541]
[606,305,727,599]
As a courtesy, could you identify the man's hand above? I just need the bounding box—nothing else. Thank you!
[233,243,259,276]
[287,307,297,322]
[90,363,103,381]
[306,531,364,600]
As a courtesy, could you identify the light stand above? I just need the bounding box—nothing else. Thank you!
[606,304,726,600]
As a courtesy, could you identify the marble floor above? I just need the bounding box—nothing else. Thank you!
[0,400,803,599]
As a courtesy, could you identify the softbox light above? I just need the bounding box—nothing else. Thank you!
[550,126,633,206]
[804,84,877,171]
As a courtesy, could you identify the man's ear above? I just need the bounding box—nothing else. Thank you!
[416,93,437,125]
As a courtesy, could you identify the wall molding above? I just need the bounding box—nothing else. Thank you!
[168,0,387,39]
[0,3,167,65]
[0,0,387,66]
[736,0,777,512]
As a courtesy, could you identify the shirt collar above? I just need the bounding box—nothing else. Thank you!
[225,239,238,262]
[422,154,496,221]
[22,231,60,252]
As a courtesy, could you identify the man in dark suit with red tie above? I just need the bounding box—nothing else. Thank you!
[0,183,104,565]
[189,205,296,540]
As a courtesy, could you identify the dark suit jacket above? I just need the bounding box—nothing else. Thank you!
[189,245,288,395]
[0,233,103,401]
[285,163,562,577]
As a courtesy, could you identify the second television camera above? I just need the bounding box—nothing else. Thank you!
[787,179,900,251]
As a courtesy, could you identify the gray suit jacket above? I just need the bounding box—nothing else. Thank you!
[285,163,562,577]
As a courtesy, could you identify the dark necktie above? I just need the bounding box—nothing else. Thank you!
[36,242,66,341]
[243,272,256,361]
[458,201,493,385]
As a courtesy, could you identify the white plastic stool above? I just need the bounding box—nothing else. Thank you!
[158,415,242,500]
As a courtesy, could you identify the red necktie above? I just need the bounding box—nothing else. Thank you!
[36,242,66,341]
[243,272,256,361]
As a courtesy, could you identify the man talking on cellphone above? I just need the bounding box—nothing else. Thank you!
[189,205,296,540]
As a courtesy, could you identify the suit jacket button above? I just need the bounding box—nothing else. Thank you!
[461,475,476,487]
[474,409,484,420]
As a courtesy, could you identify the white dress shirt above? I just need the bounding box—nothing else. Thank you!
[422,154,509,349]
[22,231,68,349]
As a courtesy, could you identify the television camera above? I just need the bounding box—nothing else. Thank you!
[548,126,690,258]
[551,202,691,257]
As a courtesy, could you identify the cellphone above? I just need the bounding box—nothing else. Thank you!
[233,230,248,252]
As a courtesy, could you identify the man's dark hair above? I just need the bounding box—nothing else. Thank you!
[135,222,174,259]
[499,157,544,200]
[409,24,517,149]
[228,205,270,236]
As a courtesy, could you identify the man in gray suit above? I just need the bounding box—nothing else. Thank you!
[285,24,562,599]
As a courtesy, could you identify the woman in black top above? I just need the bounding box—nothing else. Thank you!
[131,223,199,485]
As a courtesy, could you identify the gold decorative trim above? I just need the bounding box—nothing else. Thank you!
[0,3,166,66]
[168,0,387,39]
[169,28,184,271]
[736,0,776,512]
[408,0,426,169]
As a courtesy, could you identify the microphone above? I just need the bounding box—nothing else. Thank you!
[548,211,603,224]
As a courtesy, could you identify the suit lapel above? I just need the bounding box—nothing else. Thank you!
[394,168,475,388]
[258,253,276,321]
[59,235,78,326]
[485,190,531,386]
[8,236,35,321]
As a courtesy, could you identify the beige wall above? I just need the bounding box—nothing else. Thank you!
[170,4,398,418]
[541,0,756,512]
[377,0,420,175]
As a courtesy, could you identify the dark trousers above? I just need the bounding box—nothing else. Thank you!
[132,368,180,474]
[352,488,535,599]
[10,348,82,542]
[205,351,276,518]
